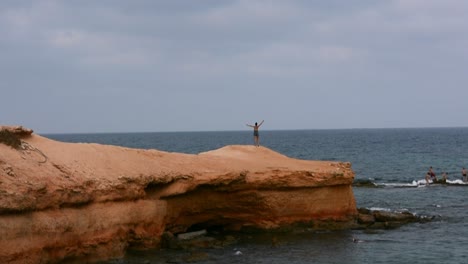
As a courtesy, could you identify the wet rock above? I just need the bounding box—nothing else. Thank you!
[353,179,377,187]
[177,230,207,240]
[355,208,432,229]
[432,179,447,184]
[357,213,375,225]
[222,235,238,247]
[161,232,179,249]
[373,210,417,223]
[181,237,217,249]
[357,207,371,214]
[183,251,209,263]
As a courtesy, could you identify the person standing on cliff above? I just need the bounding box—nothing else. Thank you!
[246,120,264,147]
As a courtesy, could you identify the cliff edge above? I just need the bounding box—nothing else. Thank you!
[0,126,356,263]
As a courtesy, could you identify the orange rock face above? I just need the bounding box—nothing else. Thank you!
[0,128,357,263]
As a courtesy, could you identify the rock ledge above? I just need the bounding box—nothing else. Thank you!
[0,126,358,263]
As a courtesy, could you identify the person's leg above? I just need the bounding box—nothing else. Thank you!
[254,136,259,146]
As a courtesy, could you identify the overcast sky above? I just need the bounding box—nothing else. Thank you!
[1,0,467,133]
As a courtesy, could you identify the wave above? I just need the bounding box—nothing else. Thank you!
[367,207,393,212]
[353,178,468,188]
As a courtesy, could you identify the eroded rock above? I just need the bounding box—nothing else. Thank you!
[0,128,359,263]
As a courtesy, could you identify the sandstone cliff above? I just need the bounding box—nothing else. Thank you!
[0,126,356,263]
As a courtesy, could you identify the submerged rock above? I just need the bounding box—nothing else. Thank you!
[356,208,432,229]
[353,179,378,187]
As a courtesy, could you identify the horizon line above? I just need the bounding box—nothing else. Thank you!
[39,126,468,135]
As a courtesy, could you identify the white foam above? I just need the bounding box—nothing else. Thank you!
[446,179,468,185]
[377,181,419,188]
[415,179,428,185]
[368,207,392,212]
[369,178,468,188]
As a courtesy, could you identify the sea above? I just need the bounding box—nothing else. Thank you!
[46,127,468,264]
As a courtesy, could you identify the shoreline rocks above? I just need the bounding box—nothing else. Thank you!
[154,206,434,255]
[356,207,433,229]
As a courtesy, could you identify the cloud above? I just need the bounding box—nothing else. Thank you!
[318,46,356,62]
[47,30,157,66]
[1,0,468,132]
[48,30,86,47]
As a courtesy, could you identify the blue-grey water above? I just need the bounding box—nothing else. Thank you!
[46,128,468,264]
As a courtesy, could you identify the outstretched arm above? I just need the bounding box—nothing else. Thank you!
[246,124,254,128]
[258,120,264,127]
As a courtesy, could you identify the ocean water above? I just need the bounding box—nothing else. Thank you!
[46,128,468,264]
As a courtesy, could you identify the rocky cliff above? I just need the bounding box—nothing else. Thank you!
[0,126,357,263]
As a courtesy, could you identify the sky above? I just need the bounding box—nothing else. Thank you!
[1,0,468,133]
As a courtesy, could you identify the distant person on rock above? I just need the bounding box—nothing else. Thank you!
[429,166,437,182]
[246,120,264,147]
[462,167,467,182]
[442,172,448,180]
[425,172,431,185]
[441,172,448,183]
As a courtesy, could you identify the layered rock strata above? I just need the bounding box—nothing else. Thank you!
[0,127,357,263]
